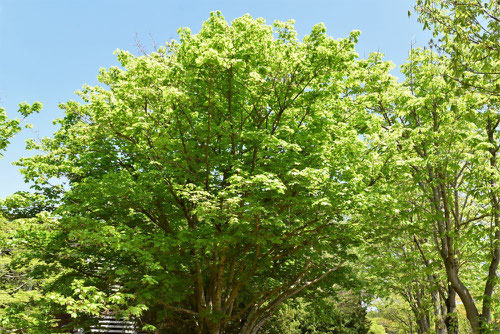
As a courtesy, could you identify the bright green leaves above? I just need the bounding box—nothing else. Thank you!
[0,211,58,333]
[0,108,20,157]
[1,4,497,333]
[364,39,500,331]
[18,101,42,118]
[12,12,396,333]
[415,0,499,101]
[0,102,42,158]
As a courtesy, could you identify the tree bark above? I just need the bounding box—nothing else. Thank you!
[444,259,481,333]
[432,288,447,334]
[444,286,458,334]
[481,117,500,328]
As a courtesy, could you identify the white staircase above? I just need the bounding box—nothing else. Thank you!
[75,316,137,333]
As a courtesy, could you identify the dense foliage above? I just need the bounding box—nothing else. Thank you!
[0,1,498,333]
[261,291,370,334]
[9,12,387,334]
[0,103,42,332]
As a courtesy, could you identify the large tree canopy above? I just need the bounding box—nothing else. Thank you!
[2,2,498,333]
[16,13,386,334]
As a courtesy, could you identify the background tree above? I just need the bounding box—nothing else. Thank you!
[377,47,499,333]
[410,7,500,327]
[368,296,416,334]
[0,102,45,333]
[261,291,370,334]
[414,0,499,98]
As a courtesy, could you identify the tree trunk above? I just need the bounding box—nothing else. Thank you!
[240,308,272,334]
[432,288,447,334]
[416,314,430,334]
[409,313,414,334]
[445,259,481,333]
[444,286,458,334]
[480,117,500,331]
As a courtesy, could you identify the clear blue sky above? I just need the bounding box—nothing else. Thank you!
[0,0,430,198]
